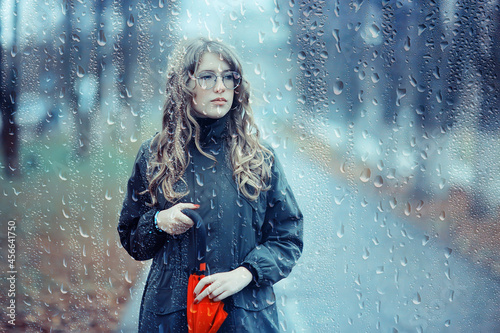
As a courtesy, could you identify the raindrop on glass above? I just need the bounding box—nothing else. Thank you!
[98,30,106,46]
[77,65,85,78]
[333,80,344,95]
[404,36,411,51]
[412,292,421,305]
[127,14,135,27]
[360,168,371,182]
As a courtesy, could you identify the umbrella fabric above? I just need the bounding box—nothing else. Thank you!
[187,271,228,333]
[183,209,228,333]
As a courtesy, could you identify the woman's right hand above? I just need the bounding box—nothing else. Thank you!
[156,203,199,235]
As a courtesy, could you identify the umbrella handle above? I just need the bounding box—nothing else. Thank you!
[182,208,207,274]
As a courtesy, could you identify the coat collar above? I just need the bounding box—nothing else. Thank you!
[195,112,230,145]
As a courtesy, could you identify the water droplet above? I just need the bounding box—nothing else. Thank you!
[440,41,449,52]
[396,88,406,106]
[98,30,106,46]
[404,36,411,51]
[59,171,68,181]
[412,292,421,304]
[401,257,408,266]
[433,66,440,79]
[77,65,85,78]
[79,226,89,238]
[270,17,280,33]
[105,189,112,200]
[128,132,137,143]
[369,24,380,38]
[340,160,347,173]
[417,24,426,35]
[358,90,364,102]
[360,168,371,182]
[374,175,383,187]
[285,79,293,91]
[444,247,452,258]
[362,247,370,260]
[389,197,397,209]
[337,224,344,238]
[125,271,132,283]
[254,63,261,75]
[196,173,204,186]
[333,80,344,95]
[355,274,361,286]
[127,14,135,27]
[258,31,266,43]
[404,202,411,216]
[61,283,68,294]
[11,45,18,57]
[334,194,345,205]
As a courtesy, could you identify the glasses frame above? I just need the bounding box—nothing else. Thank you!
[192,70,242,90]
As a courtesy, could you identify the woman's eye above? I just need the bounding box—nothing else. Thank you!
[200,74,214,81]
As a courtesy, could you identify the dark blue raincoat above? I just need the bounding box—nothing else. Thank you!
[118,113,303,332]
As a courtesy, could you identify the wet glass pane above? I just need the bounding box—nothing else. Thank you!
[1,0,499,332]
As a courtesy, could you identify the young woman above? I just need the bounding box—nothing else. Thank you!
[118,37,303,332]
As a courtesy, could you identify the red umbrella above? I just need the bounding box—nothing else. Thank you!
[182,209,228,333]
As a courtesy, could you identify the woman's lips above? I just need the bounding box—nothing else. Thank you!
[211,98,227,105]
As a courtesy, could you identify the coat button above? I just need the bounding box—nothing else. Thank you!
[160,307,165,312]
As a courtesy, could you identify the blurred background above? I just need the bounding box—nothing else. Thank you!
[1,0,499,332]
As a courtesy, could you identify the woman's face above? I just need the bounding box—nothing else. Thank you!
[189,52,235,119]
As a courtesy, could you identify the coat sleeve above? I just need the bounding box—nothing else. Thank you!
[242,150,304,285]
[117,140,169,261]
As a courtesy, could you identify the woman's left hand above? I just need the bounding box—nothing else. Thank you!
[193,267,253,303]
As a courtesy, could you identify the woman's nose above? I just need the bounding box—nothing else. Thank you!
[213,76,226,92]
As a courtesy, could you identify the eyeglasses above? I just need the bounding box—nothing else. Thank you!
[193,70,242,90]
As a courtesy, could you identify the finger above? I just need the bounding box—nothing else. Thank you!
[213,290,230,302]
[176,202,200,210]
[193,276,211,295]
[194,287,211,303]
[209,284,224,299]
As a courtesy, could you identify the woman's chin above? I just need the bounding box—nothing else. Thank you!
[195,107,230,119]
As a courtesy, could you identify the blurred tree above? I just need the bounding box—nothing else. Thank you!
[0,0,20,177]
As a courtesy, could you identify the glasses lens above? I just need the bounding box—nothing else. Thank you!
[197,72,217,90]
[223,72,241,90]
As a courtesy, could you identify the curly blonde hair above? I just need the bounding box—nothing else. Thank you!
[146,37,273,205]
